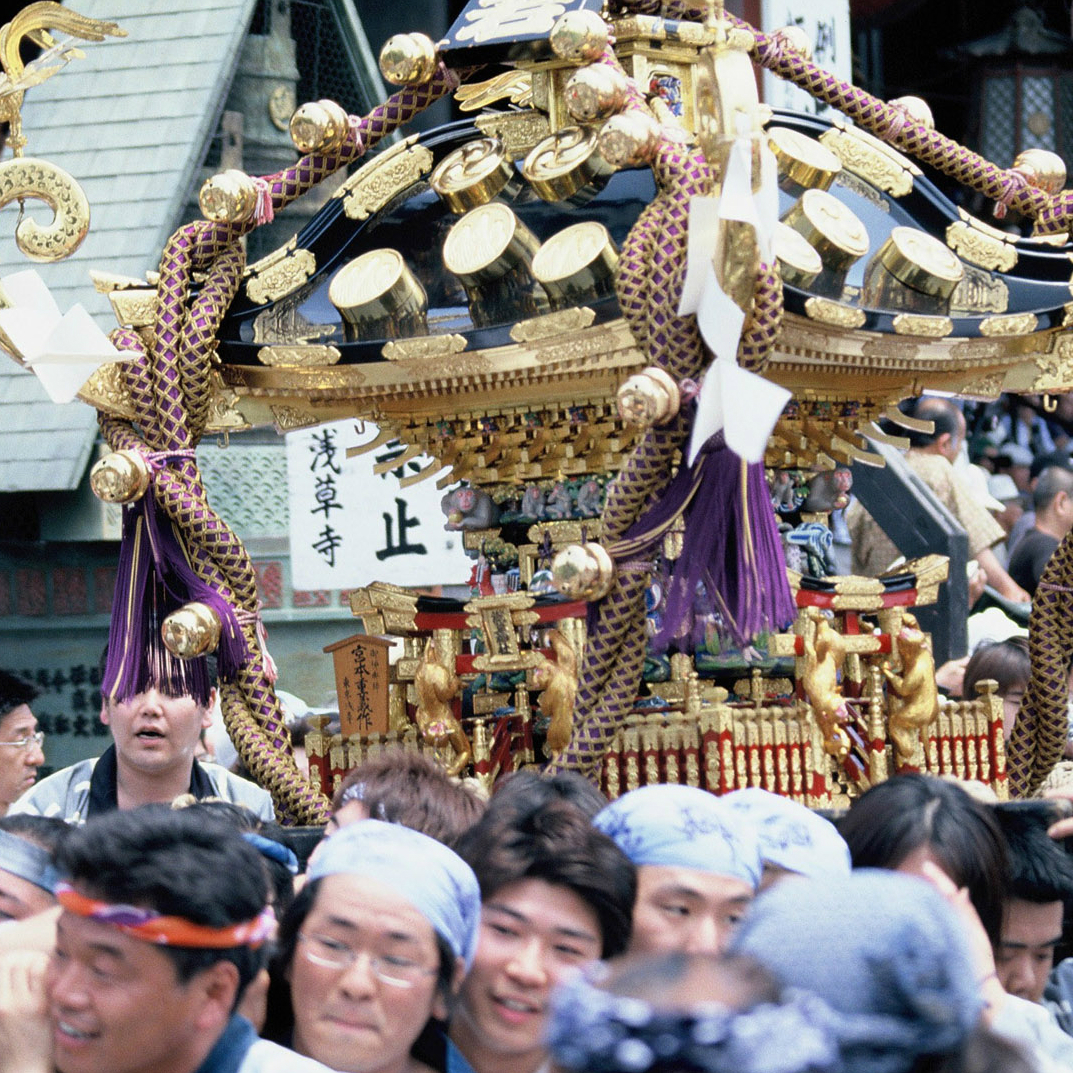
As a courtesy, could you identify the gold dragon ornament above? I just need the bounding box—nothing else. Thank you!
[0,2,124,262]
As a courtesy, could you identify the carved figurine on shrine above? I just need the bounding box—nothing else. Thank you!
[414,639,471,776]
[800,609,851,759]
[534,628,578,759]
[883,613,940,769]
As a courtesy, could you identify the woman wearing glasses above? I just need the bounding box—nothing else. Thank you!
[265,819,480,1073]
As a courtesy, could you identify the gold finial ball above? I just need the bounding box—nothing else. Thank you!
[290,98,350,154]
[565,64,629,124]
[199,169,258,223]
[549,9,609,63]
[551,543,615,602]
[617,367,681,428]
[90,450,152,503]
[161,602,222,660]
[379,32,438,86]
[889,95,934,129]
[772,24,812,61]
[1013,148,1067,195]
[598,111,662,169]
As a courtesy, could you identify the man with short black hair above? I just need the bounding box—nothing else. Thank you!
[11,653,271,824]
[448,797,636,1073]
[1008,466,1073,596]
[994,808,1073,1006]
[37,805,330,1073]
[0,671,45,817]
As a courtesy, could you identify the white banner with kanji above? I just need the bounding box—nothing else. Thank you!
[761,0,852,120]
[286,419,471,590]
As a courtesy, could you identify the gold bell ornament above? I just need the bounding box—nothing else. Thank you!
[617,367,681,428]
[549,10,609,63]
[564,64,629,124]
[551,543,615,601]
[289,99,350,155]
[90,450,152,503]
[161,602,222,660]
[598,111,662,169]
[199,169,258,223]
[379,33,438,86]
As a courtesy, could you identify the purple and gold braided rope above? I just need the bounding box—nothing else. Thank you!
[101,66,470,823]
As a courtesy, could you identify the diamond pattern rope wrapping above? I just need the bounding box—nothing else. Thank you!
[554,133,718,777]
[713,12,1073,231]
[93,67,470,823]
[1006,530,1073,796]
[180,243,244,439]
[739,261,782,373]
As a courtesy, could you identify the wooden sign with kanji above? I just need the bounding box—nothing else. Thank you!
[323,634,394,738]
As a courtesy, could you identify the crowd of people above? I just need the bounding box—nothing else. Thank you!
[6,391,1073,1072]
[0,662,1073,1073]
[845,394,1073,609]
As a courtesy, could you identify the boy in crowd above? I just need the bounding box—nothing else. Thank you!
[594,784,762,955]
[447,796,635,1073]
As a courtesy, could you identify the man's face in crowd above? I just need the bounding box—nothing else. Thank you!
[288,873,446,1073]
[455,878,602,1070]
[0,703,44,811]
[47,905,230,1073]
[0,862,54,921]
[630,864,754,956]
[101,688,212,777]
[995,898,1064,1004]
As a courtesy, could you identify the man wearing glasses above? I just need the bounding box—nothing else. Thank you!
[0,671,45,816]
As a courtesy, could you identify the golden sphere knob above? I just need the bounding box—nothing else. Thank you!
[379,32,438,86]
[772,25,812,61]
[1013,149,1067,195]
[889,95,934,129]
[161,602,222,660]
[565,64,629,124]
[90,450,152,503]
[617,367,681,428]
[549,9,609,63]
[199,169,258,223]
[598,111,662,169]
[551,543,615,602]
[289,99,350,154]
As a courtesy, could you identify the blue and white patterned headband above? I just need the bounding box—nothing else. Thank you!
[723,789,850,882]
[0,828,60,894]
[242,832,299,876]
[594,786,762,889]
[546,962,841,1073]
[309,818,481,968]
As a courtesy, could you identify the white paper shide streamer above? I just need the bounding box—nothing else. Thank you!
[679,122,790,465]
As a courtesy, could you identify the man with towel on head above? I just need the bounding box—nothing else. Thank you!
[724,787,851,889]
[0,815,66,922]
[593,784,762,956]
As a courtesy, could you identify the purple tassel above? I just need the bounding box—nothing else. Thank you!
[624,434,794,650]
[140,494,249,681]
[102,496,249,705]
[103,505,155,704]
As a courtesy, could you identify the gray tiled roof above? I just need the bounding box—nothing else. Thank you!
[0,0,257,491]
[0,365,98,491]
